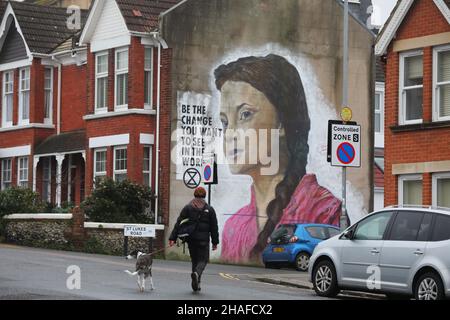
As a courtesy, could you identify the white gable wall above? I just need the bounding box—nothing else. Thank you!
[90,0,130,52]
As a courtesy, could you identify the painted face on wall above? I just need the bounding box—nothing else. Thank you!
[219,81,281,175]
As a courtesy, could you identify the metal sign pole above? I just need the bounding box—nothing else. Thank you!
[341,0,349,231]
[208,184,211,206]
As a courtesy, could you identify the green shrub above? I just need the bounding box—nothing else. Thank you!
[81,178,155,224]
[52,201,75,213]
[0,187,45,218]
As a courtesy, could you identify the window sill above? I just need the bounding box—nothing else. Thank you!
[0,123,55,133]
[391,120,450,132]
[84,109,156,120]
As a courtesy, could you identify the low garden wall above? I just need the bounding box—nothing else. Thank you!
[4,214,74,251]
[2,211,165,256]
[84,222,165,256]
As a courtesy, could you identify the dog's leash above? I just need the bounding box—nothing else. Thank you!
[145,245,174,257]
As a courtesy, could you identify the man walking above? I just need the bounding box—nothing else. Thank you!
[169,187,219,292]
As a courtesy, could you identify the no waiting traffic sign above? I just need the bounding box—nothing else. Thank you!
[330,123,361,167]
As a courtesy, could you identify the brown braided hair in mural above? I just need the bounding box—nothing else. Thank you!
[215,54,311,259]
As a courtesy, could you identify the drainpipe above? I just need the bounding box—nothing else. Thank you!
[154,41,161,225]
[52,56,62,135]
[153,0,187,225]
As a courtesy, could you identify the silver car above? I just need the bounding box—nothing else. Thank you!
[309,206,450,300]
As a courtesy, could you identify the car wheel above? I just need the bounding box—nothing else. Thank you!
[312,260,340,298]
[414,272,445,301]
[295,252,310,272]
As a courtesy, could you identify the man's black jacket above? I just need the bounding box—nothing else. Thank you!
[169,200,219,245]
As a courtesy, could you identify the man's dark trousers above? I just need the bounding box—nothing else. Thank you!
[188,240,209,281]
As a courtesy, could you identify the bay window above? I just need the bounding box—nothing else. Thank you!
[114,146,127,182]
[18,156,29,188]
[42,158,52,202]
[1,159,12,190]
[44,67,53,123]
[95,52,108,113]
[400,51,423,125]
[144,47,153,109]
[143,146,152,186]
[115,48,128,110]
[19,67,30,125]
[2,70,13,128]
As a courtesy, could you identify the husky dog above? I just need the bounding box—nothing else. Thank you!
[124,251,154,292]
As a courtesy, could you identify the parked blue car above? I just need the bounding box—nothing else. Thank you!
[262,223,341,272]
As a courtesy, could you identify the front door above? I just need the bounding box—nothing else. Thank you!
[340,211,394,289]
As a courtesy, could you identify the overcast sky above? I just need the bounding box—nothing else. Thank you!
[372,0,397,26]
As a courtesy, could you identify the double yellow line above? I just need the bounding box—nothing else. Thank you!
[219,272,240,281]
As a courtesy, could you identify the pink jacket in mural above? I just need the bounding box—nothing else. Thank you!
[221,174,342,264]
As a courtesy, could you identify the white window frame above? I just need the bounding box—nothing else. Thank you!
[95,51,109,114]
[19,67,30,125]
[114,47,129,111]
[93,148,107,181]
[399,50,423,125]
[433,44,450,122]
[42,157,52,203]
[1,158,12,190]
[44,67,53,124]
[144,47,154,109]
[398,174,423,206]
[375,82,385,148]
[2,70,14,128]
[113,146,127,181]
[17,156,29,188]
[143,145,152,186]
[432,172,450,208]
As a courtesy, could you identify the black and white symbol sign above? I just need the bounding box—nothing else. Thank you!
[183,168,201,189]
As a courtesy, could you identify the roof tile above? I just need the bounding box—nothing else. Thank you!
[8,1,88,54]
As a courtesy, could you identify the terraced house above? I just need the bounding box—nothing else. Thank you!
[0,0,180,226]
[376,0,450,208]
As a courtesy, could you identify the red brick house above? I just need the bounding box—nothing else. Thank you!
[376,0,450,208]
[0,0,181,225]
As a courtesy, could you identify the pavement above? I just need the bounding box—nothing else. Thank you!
[0,243,383,300]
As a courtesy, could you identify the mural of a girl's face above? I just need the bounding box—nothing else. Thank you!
[219,81,282,175]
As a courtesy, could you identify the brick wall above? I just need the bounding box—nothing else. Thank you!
[61,64,87,132]
[384,0,450,206]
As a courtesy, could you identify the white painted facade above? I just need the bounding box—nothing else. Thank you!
[90,0,130,52]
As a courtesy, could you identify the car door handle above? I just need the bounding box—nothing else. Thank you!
[370,249,380,254]
[414,250,424,256]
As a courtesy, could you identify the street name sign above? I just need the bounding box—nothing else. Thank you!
[124,225,156,238]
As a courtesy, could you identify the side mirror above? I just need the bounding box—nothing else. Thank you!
[343,228,354,240]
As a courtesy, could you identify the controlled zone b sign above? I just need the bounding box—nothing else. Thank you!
[330,123,361,168]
